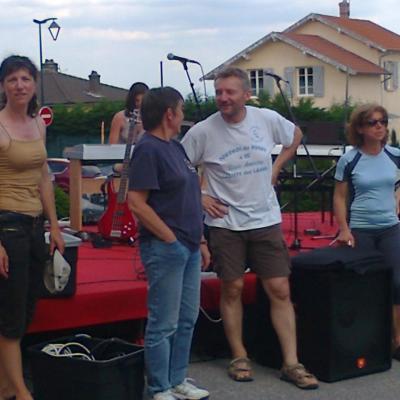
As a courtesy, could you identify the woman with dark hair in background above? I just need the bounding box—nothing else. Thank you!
[0,55,65,400]
[334,103,400,361]
[128,87,210,400]
[108,81,149,144]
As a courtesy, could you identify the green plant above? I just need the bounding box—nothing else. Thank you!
[184,94,217,122]
[48,100,123,139]
[54,185,70,219]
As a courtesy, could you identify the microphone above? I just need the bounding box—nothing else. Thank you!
[167,53,200,65]
[264,72,289,83]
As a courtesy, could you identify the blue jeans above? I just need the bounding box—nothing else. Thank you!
[139,239,201,396]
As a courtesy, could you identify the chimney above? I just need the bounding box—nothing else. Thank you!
[88,70,101,93]
[42,59,58,72]
[339,0,350,18]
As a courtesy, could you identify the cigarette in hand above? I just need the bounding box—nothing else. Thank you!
[329,238,337,246]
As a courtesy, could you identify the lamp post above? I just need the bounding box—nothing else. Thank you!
[33,18,61,105]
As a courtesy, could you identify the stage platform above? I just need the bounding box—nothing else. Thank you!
[28,212,337,334]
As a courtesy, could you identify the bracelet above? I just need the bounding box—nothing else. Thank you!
[200,240,207,245]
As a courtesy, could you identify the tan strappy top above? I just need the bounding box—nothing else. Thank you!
[0,121,47,216]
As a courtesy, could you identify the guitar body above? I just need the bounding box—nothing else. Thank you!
[98,113,141,242]
[98,180,137,241]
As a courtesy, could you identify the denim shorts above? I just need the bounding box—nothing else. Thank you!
[0,211,47,338]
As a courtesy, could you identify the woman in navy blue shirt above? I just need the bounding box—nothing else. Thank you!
[128,87,210,400]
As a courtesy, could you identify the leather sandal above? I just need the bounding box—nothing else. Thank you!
[227,357,254,382]
[280,363,319,390]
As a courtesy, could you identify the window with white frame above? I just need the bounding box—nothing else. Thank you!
[298,67,314,96]
[249,69,264,96]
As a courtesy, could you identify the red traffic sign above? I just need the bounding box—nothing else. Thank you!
[39,106,54,127]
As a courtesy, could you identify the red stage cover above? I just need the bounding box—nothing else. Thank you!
[29,212,336,333]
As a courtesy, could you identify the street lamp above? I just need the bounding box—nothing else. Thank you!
[33,18,61,105]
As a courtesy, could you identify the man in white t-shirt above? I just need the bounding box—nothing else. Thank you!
[181,67,318,389]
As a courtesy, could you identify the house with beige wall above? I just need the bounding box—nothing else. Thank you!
[204,1,400,137]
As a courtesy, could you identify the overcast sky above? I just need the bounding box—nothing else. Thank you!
[0,0,398,98]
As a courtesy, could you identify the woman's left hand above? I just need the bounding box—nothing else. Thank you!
[49,227,65,255]
[200,243,211,271]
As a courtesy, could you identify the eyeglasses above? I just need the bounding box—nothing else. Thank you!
[365,118,388,127]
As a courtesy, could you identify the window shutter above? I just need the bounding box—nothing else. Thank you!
[313,66,325,97]
[264,68,275,97]
[384,61,393,91]
[283,67,295,97]
[384,61,398,91]
[392,62,399,91]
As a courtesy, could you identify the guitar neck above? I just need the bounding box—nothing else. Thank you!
[115,114,137,205]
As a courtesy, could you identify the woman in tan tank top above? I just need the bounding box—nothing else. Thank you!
[0,55,65,400]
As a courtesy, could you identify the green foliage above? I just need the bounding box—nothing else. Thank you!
[184,94,217,122]
[325,101,356,122]
[47,94,355,146]
[48,100,123,139]
[46,100,123,156]
[54,185,70,219]
[291,98,326,121]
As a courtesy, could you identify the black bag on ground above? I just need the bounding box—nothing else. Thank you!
[28,334,144,400]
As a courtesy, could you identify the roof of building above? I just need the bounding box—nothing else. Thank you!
[40,70,128,105]
[31,59,128,105]
[203,31,386,79]
[283,33,385,75]
[285,13,400,51]
[203,9,398,80]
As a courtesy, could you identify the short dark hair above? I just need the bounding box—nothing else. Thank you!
[347,103,389,146]
[141,87,183,131]
[214,67,251,91]
[124,82,149,118]
[0,55,38,117]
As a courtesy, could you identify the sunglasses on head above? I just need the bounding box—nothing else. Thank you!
[365,118,388,127]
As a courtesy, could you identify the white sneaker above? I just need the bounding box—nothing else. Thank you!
[171,379,210,400]
[153,389,177,400]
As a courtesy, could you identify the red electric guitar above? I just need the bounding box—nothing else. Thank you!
[98,111,140,242]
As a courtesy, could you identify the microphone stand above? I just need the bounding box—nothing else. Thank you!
[180,60,203,121]
[272,77,320,250]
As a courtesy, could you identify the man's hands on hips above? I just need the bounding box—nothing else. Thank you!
[202,194,229,218]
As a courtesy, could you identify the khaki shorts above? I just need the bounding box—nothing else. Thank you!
[208,224,291,281]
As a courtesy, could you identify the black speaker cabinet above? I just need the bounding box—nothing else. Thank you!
[291,247,392,382]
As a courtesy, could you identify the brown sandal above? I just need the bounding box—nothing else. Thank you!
[280,363,319,390]
[228,357,254,382]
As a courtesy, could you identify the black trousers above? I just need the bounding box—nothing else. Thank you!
[0,211,46,338]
